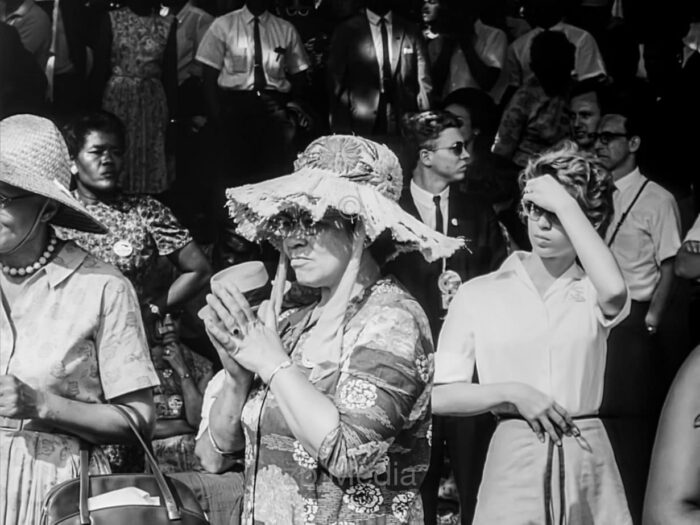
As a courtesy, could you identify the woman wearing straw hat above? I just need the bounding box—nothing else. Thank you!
[0,114,160,524]
[196,135,464,523]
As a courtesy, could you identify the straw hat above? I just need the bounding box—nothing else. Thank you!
[226,135,465,262]
[0,114,107,233]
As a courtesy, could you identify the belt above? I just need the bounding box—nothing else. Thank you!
[496,414,597,525]
[0,416,54,432]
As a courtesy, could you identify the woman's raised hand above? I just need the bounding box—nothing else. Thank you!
[507,383,580,445]
[522,174,577,216]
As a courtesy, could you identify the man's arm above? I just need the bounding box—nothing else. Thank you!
[675,240,700,280]
[414,31,433,110]
[646,258,675,334]
[457,28,500,91]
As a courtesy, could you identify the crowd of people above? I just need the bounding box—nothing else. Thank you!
[2,0,700,524]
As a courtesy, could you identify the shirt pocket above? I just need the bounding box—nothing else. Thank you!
[224,43,248,73]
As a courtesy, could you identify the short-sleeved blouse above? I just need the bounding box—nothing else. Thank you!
[56,194,192,300]
[239,277,434,524]
[435,252,630,416]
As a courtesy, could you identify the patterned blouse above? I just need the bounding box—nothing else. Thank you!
[56,194,192,301]
[239,277,434,524]
[492,78,571,167]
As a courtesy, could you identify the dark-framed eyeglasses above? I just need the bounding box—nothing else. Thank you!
[592,131,630,145]
[522,201,558,223]
[0,193,36,210]
[432,141,469,156]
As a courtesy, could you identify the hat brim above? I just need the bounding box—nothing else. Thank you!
[226,168,466,263]
[1,166,107,234]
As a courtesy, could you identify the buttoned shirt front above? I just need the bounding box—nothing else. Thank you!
[443,20,507,99]
[195,5,309,92]
[435,252,630,415]
[2,0,51,69]
[410,179,449,234]
[176,1,214,84]
[366,8,393,85]
[605,168,681,301]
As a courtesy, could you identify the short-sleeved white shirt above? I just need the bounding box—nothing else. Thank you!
[434,252,630,416]
[195,369,225,440]
[492,22,606,102]
[443,20,508,99]
[195,6,309,93]
[606,168,682,301]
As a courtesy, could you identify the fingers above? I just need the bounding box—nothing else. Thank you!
[207,281,255,336]
[527,418,545,443]
[552,403,580,437]
[204,319,240,357]
[546,406,572,437]
[538,415,562,446]
[683,240,700,254]
[257,300,276,329]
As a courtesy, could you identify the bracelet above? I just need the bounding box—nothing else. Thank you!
[207,425,238,457]
[266,359,293,385]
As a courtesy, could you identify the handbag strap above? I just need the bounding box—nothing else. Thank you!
[607,178,650,247]
[77,405,182,524]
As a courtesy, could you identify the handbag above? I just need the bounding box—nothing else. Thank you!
[40,405,210,525]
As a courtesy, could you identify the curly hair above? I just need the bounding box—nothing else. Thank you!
[519,141,614,235]
[62,110,126,159]
[401,110,462,156]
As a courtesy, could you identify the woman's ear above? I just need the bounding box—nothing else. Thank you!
[40,201,59,223]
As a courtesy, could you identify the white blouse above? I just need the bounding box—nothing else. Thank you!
[434,252,630,416]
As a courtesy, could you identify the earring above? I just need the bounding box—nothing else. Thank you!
[70,165,78,175]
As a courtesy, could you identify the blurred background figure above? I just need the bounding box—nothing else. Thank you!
[0,0,51,70]
[90,0,178,195]
[326,0,432,141]
[569,78,608,154]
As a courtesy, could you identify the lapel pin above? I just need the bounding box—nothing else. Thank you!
[451,218,458,226]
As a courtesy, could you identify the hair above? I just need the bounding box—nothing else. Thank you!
[401,110,462,157]
[518,141,614,235]
[62,111,126,159]
[441,87,498,152]
[570,78,610,114]
[530,30,576,96]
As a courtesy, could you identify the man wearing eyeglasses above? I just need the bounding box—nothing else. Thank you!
[386,110,506,525]
[593,110,681,524]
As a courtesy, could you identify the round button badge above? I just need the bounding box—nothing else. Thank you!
[113,240,134,257]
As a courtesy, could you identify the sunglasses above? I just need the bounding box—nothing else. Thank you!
[522,202,558,223]
[267,211,344,237]
[593,131,629,145]
[432,141,469,156]
[0,192,36,210]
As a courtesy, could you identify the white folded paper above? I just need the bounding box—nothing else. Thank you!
[87,487,161,511]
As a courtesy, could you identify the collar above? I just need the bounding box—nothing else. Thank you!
[241,5,270,24]
[683,21,700,51]
[410,178,450,209]
[614,167,644,193]
[366,8,392,25]
[43,240,88,289]
[176,1,193,23]
[5,0,33,20]
[500,251,585,287]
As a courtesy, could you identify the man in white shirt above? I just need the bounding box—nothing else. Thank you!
[492,0,606,104]
[594,109,681,523]
[326,0,431,137]
[196,0,310,186]
[569,79,607,153]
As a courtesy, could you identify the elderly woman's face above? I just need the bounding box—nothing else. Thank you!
[73,131,124,195]
[0,181,47,254]
[282,220,354,290]
[422,0,440,23]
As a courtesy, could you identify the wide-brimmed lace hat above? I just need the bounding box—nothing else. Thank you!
[0,114,107,233]
[226,135,465,262]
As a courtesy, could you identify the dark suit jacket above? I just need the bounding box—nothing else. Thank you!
[0,22,47,118]
[326,11,432,135]
[384,184,507,342]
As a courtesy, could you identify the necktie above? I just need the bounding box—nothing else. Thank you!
[253,16,266,92]
[379,17,393,95]
[433,195,443,233]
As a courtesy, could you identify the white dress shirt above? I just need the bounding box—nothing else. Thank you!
[605,168,681,302]
[492,22,606,103]
[443,20,508,99]
[435,252,630,416]
[366,9,393,89]
[410,179,449,235]
[176,1,214,84]
[196,5,309,92]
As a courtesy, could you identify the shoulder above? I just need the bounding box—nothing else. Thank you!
[190,5,213,22]
[644,179,677,204]
[211,10,238,30]
[359,278,431,336]
[63,241,129,285]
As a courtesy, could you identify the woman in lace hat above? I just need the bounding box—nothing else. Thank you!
[196,135,464,523]
[0,115,159,524]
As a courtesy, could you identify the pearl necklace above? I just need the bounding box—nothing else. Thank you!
[0,234,58,277]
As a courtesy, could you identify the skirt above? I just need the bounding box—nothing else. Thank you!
[0,429,110,525]
[473,419,632,525]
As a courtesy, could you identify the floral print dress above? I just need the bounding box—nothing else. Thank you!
[103,8,174,194]
[239,277,434,524]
